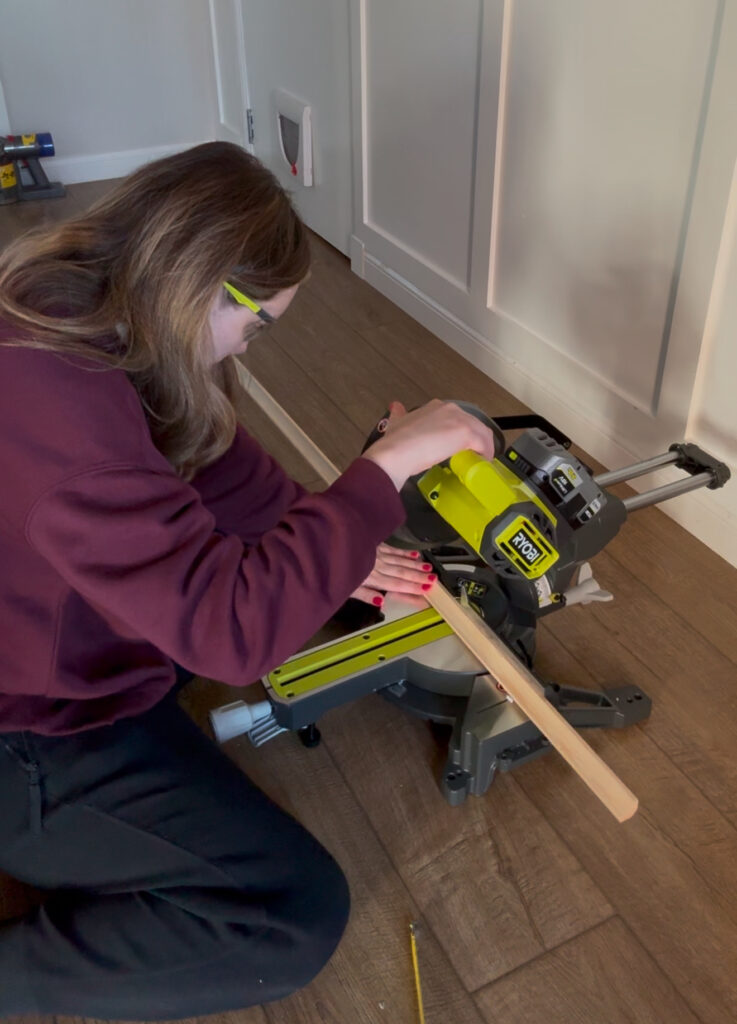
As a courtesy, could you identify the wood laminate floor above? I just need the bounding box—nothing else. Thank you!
[1,181,736,1024]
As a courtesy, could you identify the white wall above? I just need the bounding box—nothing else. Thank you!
[0,0,218,182]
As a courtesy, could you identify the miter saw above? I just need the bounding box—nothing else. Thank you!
[210,404,730,805]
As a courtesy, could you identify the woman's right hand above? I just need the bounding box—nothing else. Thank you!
[362,399,498,490]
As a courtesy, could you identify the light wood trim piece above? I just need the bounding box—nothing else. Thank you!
[235,360,342,484]
[426,582,638,822]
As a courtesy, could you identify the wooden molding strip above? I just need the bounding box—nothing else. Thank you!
[235,360,341,484]
[427,584,638,822]
[237,366,639,821]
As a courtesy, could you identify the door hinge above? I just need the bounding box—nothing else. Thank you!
[246,109,255,145]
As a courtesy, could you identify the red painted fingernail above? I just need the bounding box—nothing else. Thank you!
[410,551,420,558]
[422,563,432,571]
[372,596,384,606]
[421,582,434,591]
[427,574,437,582]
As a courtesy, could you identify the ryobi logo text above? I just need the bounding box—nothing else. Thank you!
[509,528,543,565]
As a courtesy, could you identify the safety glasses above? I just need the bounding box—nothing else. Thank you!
[223,281,276,324]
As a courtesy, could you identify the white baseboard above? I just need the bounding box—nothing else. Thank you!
[350,236,737,569]
[45,141,209,185]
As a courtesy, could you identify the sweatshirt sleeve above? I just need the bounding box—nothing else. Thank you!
[189,424,308,544]
[26,456,405,686]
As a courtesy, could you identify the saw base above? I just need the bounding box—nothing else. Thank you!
[380,676,650,805]
[220,595,654,805]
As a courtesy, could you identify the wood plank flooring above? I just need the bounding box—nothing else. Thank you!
[2,181,736,1024]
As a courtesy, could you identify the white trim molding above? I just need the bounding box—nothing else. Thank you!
[208,0,252,149]
[0,77,10,136]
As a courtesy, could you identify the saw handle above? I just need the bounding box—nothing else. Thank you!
[362,402,506,461]
[492,414,572,450]
[669,442,731,489]
[362,410,394,454]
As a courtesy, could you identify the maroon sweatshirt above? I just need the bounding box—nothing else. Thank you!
[0,332,405,735]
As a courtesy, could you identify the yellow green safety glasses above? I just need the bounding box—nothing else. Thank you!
[223,281,276,323]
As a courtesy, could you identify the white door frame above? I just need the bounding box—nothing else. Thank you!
[208,0,253,151]
[0,77,11,136]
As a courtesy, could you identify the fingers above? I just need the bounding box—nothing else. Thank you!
[374,563,432,586]
[377,543,420,559]
[373,545,436,592]
[392,592,430,611]
[442,402,496,461]
[376,550,431,576]
[388,400,407,417]
[380,400,407,437]
[351,585,386,607]
[374,401,407,439]
[469,417,498,461]
[368,563,437,593]
[353,585,431,612]
[362,569,432,594]
[374,574,434,596]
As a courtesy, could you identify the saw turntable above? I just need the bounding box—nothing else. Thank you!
[211,405,730,808]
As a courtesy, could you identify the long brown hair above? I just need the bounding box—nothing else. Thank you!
[0,142,310,478]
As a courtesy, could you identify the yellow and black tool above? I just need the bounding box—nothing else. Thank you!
[0,132,65,205]
[211,405,730,806]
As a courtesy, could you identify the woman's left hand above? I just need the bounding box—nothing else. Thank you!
[352,543,437,610]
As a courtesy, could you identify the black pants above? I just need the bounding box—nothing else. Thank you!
[0,689,350,1020]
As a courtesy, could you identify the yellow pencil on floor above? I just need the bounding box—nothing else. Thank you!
[409,921,426,1024]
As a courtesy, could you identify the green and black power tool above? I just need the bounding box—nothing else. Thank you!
[210,404,730,805]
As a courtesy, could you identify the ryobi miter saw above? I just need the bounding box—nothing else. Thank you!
[211,405,730,806]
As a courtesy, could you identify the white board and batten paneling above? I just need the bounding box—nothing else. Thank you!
[350,0,737,566]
